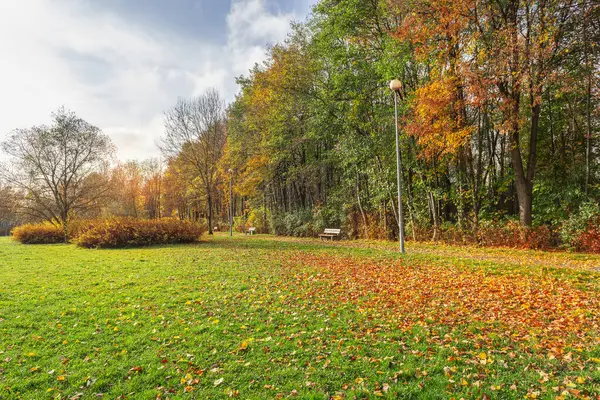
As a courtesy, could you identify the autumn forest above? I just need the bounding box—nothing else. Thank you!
[1,0,599,251]
[2,1,600,398]
[222,0,600,248]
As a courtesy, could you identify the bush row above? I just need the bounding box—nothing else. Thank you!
[12,223,65,244]
[569,218,600,253]
[259,205,600,252]
[76,218,205,248]
[11,218,206,248]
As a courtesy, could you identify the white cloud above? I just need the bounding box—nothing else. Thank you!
[0,0,308,161]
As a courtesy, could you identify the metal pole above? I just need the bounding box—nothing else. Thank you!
[229,174,233,237]
[394,90,406,253]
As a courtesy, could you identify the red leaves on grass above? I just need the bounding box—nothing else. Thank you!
[281,253,600,351]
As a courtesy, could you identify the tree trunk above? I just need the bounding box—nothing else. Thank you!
[585,54,593,193]
[62,213,69,244]
[509,101,540,227]
[263,190,268,234]
[427,191,440,241]
[207,191,214,235]
[501,69,540,227]
[356,171,369,238]
[513,174,533,226]
[406,169,417,241]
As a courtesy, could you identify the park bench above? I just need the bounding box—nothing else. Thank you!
[246,227,257,235]
[319,228,341,241]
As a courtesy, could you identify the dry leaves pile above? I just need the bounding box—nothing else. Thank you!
[282,253,600,352]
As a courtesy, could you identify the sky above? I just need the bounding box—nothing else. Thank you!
[0,0,317,161]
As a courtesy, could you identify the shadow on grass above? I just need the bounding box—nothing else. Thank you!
[75,235,342,254]
[201,235,341,252]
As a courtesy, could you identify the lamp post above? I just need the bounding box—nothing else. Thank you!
[389,79,406,253]
[228,169,233,237]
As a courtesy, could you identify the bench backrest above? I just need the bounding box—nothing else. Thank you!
[324,228,341,235]
[248,227,256,232]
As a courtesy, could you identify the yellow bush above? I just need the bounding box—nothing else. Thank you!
[12,223,64,244]
[76,218,206,248]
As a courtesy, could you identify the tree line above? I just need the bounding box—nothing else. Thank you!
[223,0,599,242]
[1,0,599,246]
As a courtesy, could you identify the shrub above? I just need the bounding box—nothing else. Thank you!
[571,216,600,253]
[269,212,287,236]
[524,224,555,250]
[475,220,556,250]
[284,210,315,237]
[560,201,600,249]
[12,223,65,244]
[232,208,270,234]
[233,216,246,233]
[267,210,316,237]
[313,206,343,235]
[76,218,206,248]
[246,208,269,233]
[67,219,102,239]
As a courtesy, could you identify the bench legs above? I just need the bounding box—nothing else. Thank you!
[319,235,335,241]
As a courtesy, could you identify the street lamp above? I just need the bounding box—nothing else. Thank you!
[389,79,406,253]
[228,169,233,237]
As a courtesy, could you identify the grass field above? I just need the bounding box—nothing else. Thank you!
[1,235,600,399]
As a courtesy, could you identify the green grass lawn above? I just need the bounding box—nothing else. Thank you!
[1,235,599,399]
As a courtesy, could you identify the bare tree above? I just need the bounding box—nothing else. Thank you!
[142,158,164,219]
[0,184,21,235]
[0,107,115,241]
[161,89,227,234]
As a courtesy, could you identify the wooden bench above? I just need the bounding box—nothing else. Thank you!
[245,227,256,235]
[319,228,341,241]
